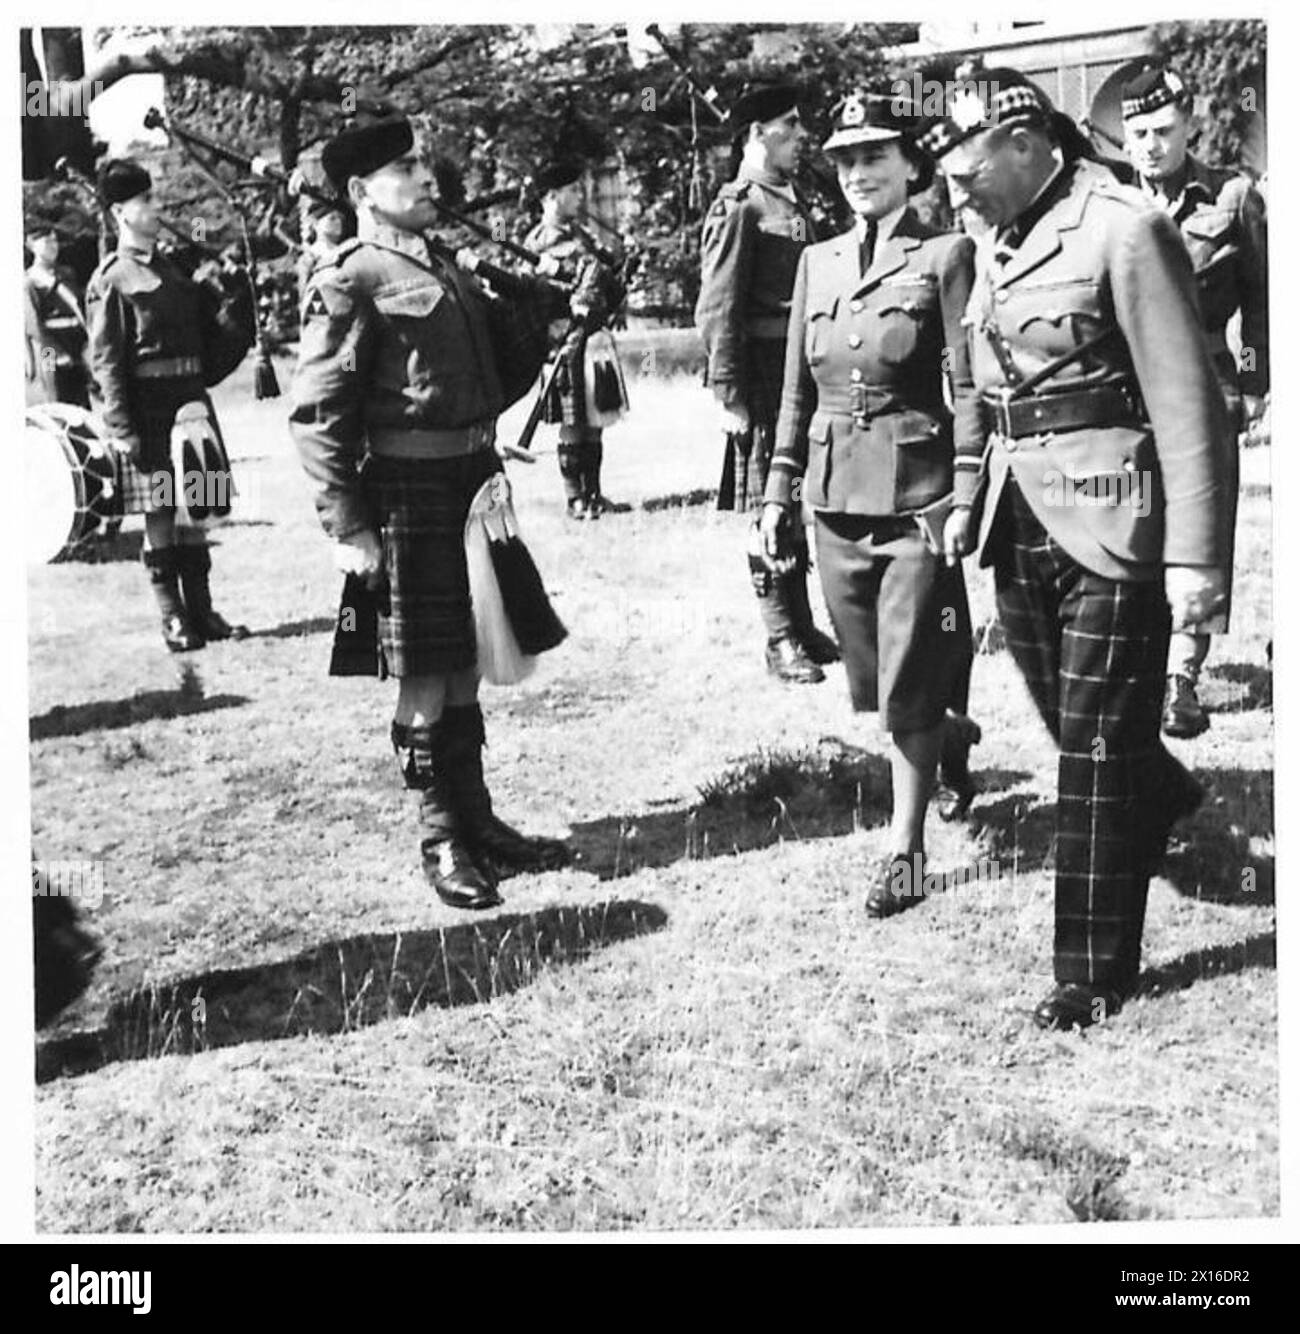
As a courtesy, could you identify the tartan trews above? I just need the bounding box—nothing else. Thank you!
[992,478,1172,990]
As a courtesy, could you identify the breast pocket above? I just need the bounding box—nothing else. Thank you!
[1183,208,1236,274]
[375,281,445,324]
[875,283,937,365]
[1012,279,1104,360]
[804,298,838,367]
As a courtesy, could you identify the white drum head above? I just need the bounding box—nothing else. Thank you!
[25,419,77,564]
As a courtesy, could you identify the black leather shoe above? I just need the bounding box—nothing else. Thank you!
[800,625,841,665]
[193,610,250,641]
[765,636,824,685]
[565,497,589,521]
[1032,983,1126,1031]
[468,815,571,875]
[161,614,204,653]
[1162,674,1209,738]
[421,837,503,910]
[935,712,982,821]
[865,851,927,919]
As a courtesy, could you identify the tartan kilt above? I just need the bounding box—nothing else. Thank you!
[716,337,786,513]
[362,448,504,679]
[115,377,227,516]
[538,330,589,428]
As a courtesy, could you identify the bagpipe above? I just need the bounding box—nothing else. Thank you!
[634,22,850,237]
[54,152,258,392]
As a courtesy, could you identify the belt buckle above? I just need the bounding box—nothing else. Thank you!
[849,383,869,428]
[992,386,1015,438]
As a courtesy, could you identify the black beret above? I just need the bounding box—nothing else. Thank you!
[730,83,803,130]
[1120,64,1191,119]
[321,118,414,193]
[97,158,152,207]
[534,159,584,194]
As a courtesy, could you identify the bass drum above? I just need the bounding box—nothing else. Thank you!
[25,403,121,564]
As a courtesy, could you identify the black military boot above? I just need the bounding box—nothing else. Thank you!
[1162,673,1209,739]
[442,704,571,876]
[143,547,204,653]
[784,545,840,665]
[559,440,587,519]
[748,530,824,685]
[177,544,249,642]
[392,721,501,910]
[935,711,982,821]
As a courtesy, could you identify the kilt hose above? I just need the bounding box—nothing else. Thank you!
[362,448,503,679]
[992,475,1182,991]
[717,338,785,513]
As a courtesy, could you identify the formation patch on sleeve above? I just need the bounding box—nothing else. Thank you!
[303,286,331,320]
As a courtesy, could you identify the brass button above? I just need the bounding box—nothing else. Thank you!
[995,290,1009,303]
[1005,439,1018,453]
[850,368,863,383]
[850,299,864,313]
[848,334,863,348]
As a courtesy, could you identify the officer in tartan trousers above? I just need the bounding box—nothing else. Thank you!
[929,72,1233,1030]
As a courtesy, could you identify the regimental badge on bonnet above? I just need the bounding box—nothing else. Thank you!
[1120,64,1191,120]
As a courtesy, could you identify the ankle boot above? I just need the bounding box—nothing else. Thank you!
[177,544,249,641]
[441,704,570,874]
[143,547,203,652]
[783,544,840,665]
[391,721,501,909]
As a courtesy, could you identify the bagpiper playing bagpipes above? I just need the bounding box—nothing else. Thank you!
[85,157,255,652]
[524,159,631,520]
[290,117,594,911]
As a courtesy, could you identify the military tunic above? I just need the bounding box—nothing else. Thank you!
[695,163,818,510]
[24,265,91,406]
[960,157,1233,992]
[291,222,533,677]
[765,207,978,728]
[85,243,242,512]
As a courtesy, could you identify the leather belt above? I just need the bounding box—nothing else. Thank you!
[133,355,203,380]
[368,419,497,460]
[981,383,1145,439]
[818,384,901,427]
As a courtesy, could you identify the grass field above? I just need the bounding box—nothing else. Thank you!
[30,356,1276,1232]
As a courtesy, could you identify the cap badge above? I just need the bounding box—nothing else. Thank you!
[950,88,988,132]
[841,96,866,128]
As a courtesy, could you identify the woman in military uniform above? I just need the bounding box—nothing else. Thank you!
[525,159,628,520]
[760,93,980,916]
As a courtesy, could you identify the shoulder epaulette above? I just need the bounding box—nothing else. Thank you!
[314,237,365,272]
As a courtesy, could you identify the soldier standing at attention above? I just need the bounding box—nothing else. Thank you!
[1119,63,1269,739]
[24,221,92,408]
[525,159,628,520]
[695,85,840,684]
[86,159,250,653]
[290,119,572,911]
[928,71,1232,1029]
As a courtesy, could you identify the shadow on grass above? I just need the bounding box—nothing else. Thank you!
[51,526,143,564]
[640,488,716,513]
[253,615,337,640]
[1203,660,1272,714]
[36,899,667,1084]
[570,740,1028,881]
[1135,930,1275,1000]
[972,766,1273,906]
[30,684,249,740]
